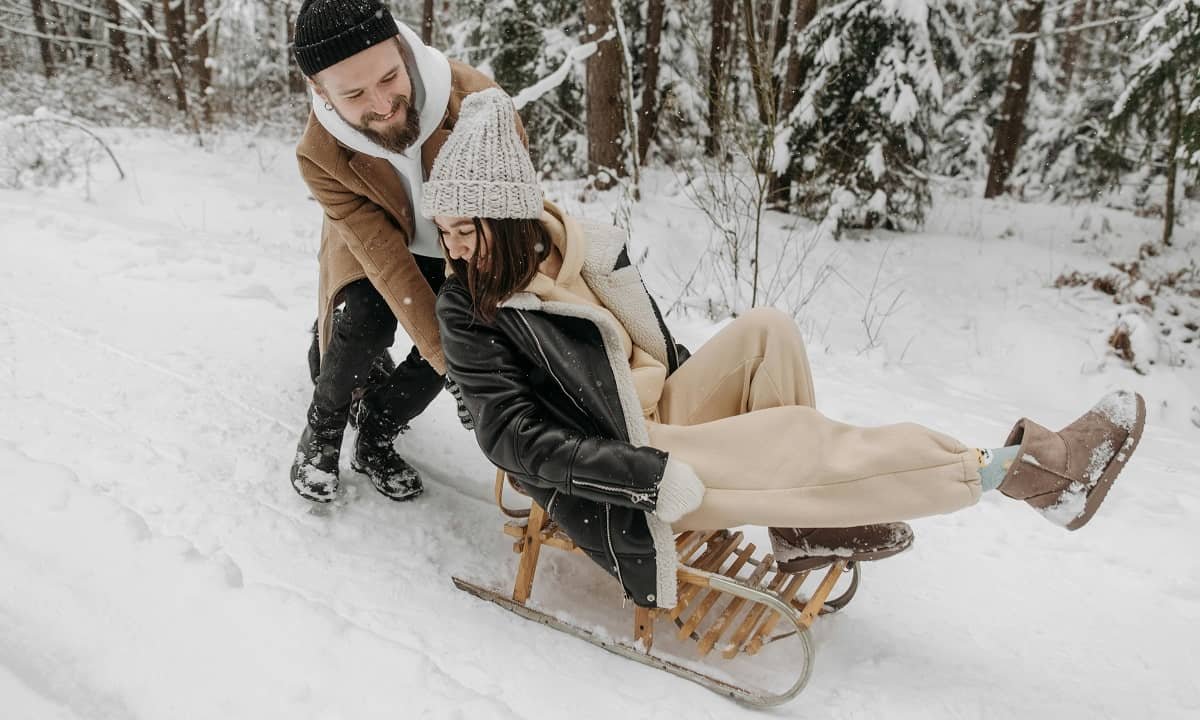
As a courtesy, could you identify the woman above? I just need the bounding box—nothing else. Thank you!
[424,89,1145,610]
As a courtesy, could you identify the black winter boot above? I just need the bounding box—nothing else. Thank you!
[348,352,397,430]
[290,405,349,503]
[351,403,423,502]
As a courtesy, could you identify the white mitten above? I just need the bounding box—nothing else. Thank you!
[653,457,705,523]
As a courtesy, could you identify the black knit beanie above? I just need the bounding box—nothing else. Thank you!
[294,0,400,77]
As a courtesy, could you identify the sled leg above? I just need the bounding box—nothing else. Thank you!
[513,503,548,604]
[634,606,655,650]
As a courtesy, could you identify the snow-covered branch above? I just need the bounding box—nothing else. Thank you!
[511,29,614,110]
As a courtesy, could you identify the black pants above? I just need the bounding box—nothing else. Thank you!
[308,255,446,437]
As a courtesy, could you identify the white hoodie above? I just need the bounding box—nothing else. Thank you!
[310,22,451,259]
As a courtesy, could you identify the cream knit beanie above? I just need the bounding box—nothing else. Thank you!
[421,87,542,220]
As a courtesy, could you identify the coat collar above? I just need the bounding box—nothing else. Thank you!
[503,212,672,370]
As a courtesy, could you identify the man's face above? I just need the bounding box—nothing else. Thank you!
[311,38,420,153]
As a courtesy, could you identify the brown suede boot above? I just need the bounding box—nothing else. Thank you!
[1000,389,1145,531]
[769,523,915,573]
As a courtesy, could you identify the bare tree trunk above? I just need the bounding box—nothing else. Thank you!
[637,0,665,164]
[76,7,96,68]
[741,0,774,125]
[1163,79,1181,247]
[161,0,189,113]
[30,0,57,78]
[781,0,816,117]
[770,0,792,96]
[1060,0,1089,89]
[103,0,133,79]
[422,0,435,45]
[42,0,69,65]
[191,0,213,122]
[583,0,627,189]
[706,0,737,156]
[143,1,159,72]
[767,0,817,207]
[984,0,1043,199]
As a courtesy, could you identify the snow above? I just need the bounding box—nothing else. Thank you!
[881,0,929,25]
[2,128,1200,718]
[889,83,920,125]
[1094,391,1140,433]
[866,143,886,181]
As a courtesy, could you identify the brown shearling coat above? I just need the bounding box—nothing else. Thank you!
[296,60,519,375]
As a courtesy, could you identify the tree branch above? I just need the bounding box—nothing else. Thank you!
[0,20,115,48]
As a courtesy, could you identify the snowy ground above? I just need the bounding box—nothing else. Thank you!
[2,128,1199,719]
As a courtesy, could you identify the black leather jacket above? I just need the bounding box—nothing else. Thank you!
[436,241,686,607]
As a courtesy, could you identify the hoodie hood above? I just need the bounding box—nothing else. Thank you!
[310,22,451,161]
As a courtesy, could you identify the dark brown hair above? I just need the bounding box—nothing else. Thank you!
[443,217,551,324]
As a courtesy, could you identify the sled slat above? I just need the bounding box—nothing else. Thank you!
[798,562,848,627]
[745,572,808,655]
[723,571,790,659]
[696,553,775,657]
[676,544,757,641]
[674,531,696,551]
[670,531,744,621]
[678,530,718,564]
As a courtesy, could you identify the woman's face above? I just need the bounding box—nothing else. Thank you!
[434,216,491,263]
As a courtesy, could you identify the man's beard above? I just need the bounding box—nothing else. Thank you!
[351,94,421,153]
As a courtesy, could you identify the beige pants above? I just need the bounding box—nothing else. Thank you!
[646,308,982,530]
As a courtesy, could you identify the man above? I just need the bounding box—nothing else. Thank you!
[290,0,510,503]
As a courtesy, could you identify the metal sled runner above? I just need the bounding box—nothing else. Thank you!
[452,470,862,707]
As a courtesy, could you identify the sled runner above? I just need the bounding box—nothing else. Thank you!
[452,470,862,707]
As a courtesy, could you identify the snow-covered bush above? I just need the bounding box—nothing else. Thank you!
[0,67,177,128]
[0,111,125,194]
[1056,240,1200,373]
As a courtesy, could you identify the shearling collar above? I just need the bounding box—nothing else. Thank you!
[525,201,587,296]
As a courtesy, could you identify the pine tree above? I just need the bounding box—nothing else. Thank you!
[1009,2,1149,202]
[647,0,708,163]
[781,0,949,232]
[447,0,587,176]
[1110,0,1200,245]
[932,1,1008,180]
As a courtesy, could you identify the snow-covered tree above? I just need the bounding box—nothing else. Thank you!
[779,0,951,232]
[445,0,587,176]
[649,0,708,163]
[1109,0,1200,245]
[1010,1,1150,202]
[932,1,1009,180]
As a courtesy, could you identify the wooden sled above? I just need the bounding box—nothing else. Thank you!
[452,470,862,707]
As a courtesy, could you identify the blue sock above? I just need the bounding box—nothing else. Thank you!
[978,445,1020,492]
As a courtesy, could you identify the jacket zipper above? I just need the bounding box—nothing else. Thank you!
[517,311,655,508]
[604,503,627,600]
[572,479,654,507]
